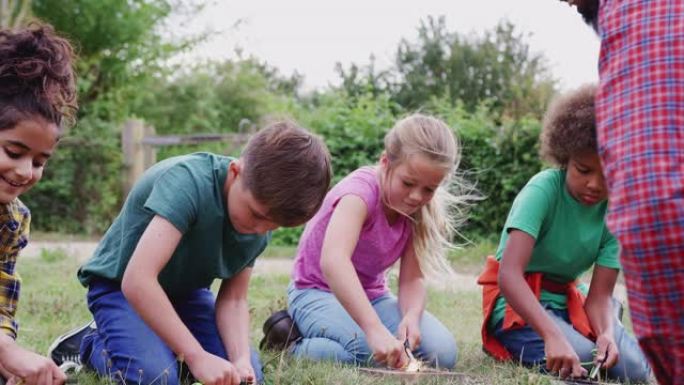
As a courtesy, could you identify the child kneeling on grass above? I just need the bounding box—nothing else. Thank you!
[262,114,473,370]
[477,85,650,383]
[0,23,77,385]
[51,122,331,385]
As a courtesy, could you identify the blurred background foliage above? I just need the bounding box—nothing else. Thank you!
[7,1,551,243]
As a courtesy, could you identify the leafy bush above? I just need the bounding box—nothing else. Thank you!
[458,115,543,238]
[22,118,122,234]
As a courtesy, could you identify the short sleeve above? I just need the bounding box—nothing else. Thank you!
[330,171,378,215]
[144,165,200,234]
[503,184,552,239]
[596,226,621,270]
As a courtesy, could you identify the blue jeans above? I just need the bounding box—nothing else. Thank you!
[287,284,458,369]
[493,303,650,383]
[80,279,263,385]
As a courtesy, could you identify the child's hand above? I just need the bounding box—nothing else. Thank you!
[0,346,65,385]
[396,315,421,350]
[367,328,409,369]
[594,334,618,369]
[544,336,587,378]
[232,357,255,384]
[187,351,241,385]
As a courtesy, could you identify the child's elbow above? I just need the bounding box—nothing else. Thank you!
[320,257,332,279]
[121,271,143,301]
[319,253,337,280]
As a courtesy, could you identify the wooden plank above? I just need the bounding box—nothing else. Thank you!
[142,133,250,147]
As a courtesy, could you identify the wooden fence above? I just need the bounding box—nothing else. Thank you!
[121,120,251,196]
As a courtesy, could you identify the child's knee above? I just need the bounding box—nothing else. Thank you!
[293,337,357,364]
[434,344,458,369]
[420,334,458,369]
[610,349,651,383]
[91,346,179,385]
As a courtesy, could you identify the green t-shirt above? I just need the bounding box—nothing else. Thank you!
[78,152,269,297]
[489,169,620,329]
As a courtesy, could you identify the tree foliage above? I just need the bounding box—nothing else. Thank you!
[0,0,31,28]
[337,17,557,121]
[23,0,194,233]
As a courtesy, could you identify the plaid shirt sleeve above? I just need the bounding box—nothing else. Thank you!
[0,200,30,339]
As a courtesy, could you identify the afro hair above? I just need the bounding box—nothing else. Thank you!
[540,84,597,167]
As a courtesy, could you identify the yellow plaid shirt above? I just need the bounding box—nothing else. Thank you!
[0,199,29,339]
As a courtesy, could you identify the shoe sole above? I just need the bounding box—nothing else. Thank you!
[47,321,96,362]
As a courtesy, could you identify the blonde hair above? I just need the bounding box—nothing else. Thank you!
[380,114,471,279]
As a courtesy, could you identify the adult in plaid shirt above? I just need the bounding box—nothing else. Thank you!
[564,1,684,383]
[0,24,77,385]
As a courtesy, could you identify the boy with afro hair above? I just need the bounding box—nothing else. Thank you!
[478,85,650,382]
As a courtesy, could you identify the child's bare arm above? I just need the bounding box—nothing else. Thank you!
[122,215,240,385]
[585,265,619,368]
[320,195,407,369]
[397,245,425,349]
[216,268,254,382]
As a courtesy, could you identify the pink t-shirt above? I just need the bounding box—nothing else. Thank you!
[292,167,412,300]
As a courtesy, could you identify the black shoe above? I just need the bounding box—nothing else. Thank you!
[48,321,96,367]
[259,310,302,351]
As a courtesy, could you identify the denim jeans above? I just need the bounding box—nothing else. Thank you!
[493,303,650,383]
[287,284,458,369]
[80,279,263,385]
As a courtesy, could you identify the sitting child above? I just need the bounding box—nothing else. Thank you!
[263,114,470,370]
[0,23,77,385]
[478,85,650,382]
[51,121,331,385]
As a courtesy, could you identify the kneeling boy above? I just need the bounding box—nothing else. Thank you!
[59,121,330,385]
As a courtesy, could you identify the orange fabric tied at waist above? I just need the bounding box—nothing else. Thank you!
[476,255,595,361]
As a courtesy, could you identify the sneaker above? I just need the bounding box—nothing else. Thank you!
[48,320,96,367]
[259,309,302,351]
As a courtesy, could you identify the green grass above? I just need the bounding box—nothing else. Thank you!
[260,245,298,260]
[15,243,650,385]
[29,231,101,243]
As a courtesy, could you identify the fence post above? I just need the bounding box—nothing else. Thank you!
[143,124,157,169]
[121,119,146,198]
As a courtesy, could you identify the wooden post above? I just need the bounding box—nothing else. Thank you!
[143,124,157,169]
[121,120,146,198]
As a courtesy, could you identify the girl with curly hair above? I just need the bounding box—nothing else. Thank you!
[478,85,650,383]
[0,23,77,385]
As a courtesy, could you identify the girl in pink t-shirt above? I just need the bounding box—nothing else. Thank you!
[263,114,471,370]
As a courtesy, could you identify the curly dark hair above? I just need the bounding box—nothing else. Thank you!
[540,84,597,167]
[0,22,77,132]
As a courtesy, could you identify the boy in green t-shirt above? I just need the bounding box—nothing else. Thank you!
[478,85,650,382]
[49,121,331,385]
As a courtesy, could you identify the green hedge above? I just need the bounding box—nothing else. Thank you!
[22,118,122,234]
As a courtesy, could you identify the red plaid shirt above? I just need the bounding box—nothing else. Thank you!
[596,0,684,383]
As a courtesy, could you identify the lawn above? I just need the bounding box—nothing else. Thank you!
[15,243,650,385]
